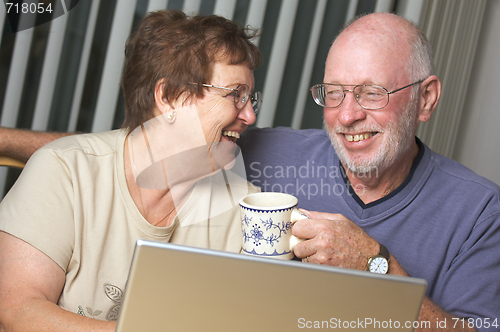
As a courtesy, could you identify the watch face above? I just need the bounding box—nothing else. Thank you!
[369,256,388,274]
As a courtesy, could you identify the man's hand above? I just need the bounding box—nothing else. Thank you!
[292,210,380,270]
[292,210,477,331]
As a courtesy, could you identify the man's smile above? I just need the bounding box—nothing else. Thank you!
[344,132,377,142]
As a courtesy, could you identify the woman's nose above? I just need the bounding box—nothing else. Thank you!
[238,100,257,125]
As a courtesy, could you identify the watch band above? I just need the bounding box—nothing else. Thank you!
[378,243,390,261]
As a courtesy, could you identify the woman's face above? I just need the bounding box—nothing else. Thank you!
[193,60,257,169]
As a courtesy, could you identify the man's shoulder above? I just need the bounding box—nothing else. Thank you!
[239,127,330,151]
[427,146,500,196]
[239,127,333,161]
[242,126,328,140]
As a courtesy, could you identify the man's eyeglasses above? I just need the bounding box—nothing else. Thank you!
[202,84,262,115]
[309,80,424,110]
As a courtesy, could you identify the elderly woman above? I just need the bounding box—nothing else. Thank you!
[0,10,261,331]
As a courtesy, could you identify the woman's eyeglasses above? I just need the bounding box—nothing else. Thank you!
[202,84,262,115]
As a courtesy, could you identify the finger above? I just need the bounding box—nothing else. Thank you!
[301,252,320,264]
[302,255,313,263]
[292,238,316,260]
[303,209,346,221]
[292,219,318,239]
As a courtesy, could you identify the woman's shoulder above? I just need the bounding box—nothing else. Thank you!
[39,129,126,159]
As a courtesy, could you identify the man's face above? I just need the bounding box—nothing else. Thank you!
[323,29,420,175]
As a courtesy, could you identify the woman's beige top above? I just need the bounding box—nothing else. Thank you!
[0,129,258,321]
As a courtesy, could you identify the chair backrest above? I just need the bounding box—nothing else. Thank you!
[0,156,25,169]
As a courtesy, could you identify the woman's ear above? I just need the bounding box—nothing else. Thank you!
[154,79,171,115]
[418,75,442,123]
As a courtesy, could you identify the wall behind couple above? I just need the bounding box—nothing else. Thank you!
[0,0,497,197]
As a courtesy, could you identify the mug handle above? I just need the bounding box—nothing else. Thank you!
[289,208,309,251]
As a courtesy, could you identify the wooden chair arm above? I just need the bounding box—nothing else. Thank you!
[0,156,25,168]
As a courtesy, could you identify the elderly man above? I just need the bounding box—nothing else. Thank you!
[240,13,500,331]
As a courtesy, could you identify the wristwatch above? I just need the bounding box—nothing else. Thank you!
[367,243,390,274]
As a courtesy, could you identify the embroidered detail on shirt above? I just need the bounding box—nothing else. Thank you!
[77,305,103,318]
[86,307,103,318]
[104,283,123,321]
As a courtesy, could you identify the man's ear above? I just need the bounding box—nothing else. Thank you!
[418,75,441,123]
[154,79,172,115]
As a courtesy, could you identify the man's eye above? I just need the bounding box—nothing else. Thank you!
[326,90,343,100]
[362,90,384,100]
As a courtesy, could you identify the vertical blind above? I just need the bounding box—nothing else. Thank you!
[0,0,486,196]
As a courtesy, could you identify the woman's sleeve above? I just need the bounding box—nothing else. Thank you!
[0,146,75,271]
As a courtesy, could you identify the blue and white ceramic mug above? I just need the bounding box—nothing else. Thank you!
[239,192,308,260]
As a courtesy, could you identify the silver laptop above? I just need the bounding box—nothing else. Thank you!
[116,240,426,332]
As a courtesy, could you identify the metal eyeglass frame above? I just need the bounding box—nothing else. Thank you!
[201,84,262,115]
[309,80,424,110]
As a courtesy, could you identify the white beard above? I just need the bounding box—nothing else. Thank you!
[326,97,418,176]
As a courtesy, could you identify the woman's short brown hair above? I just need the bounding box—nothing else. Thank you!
[120,10,261,131]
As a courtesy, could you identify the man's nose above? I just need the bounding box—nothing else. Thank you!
[336,90,367,126]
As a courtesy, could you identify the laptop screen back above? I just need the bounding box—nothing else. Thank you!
[116,240,426,332]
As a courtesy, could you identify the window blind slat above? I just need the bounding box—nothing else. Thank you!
[291,0,327,129]
[0,4,6,45]
[91,0,138,133]
[32,0,68,130]
[345,0,359,24]
[183,0,202,14]
[147,0,169,12]
[374,0,395,12]
[397,0,426,23]
[1,16,36,127]
[245,0,267,46]
[214,0,237,19]
[256,0,299,128]
[68,0,101,132]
